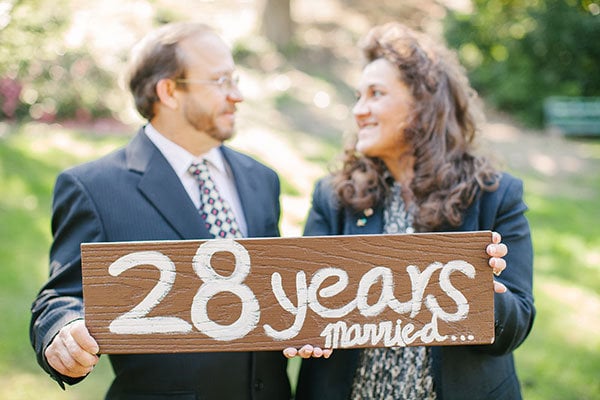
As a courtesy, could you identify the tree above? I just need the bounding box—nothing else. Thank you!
[0,0,117,121]
[444,0,600,127]
[260,0,294,49]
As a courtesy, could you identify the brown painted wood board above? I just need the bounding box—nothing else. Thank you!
[81,231,494,354]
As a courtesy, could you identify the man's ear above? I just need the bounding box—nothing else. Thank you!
[155,78,179,110]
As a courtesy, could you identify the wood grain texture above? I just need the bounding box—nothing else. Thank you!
[81,231,494,353]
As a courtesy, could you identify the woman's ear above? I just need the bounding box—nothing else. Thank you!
[155,78,179,110]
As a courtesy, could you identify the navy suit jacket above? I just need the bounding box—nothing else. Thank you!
[294,173,534,400]
[30,129,291,400]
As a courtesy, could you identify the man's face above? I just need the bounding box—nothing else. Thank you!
[177,34,243,142]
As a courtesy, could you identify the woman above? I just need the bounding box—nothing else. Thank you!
[289,22,534,400]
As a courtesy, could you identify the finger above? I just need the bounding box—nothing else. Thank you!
[486,244,498,257]
[70,321,100,354]
[323,349,333,359]
[486,243,508,259]
[45,338,94,378]
[298,345,314,359]
[283,348,298,359]
[312,347,324,358]
[494,281,507,293]
[56,323,98,370]
[45,347,70,376]
[489,257,506,276]
[496,243,508,257]
[492,231,502,244]
[63,332,99,368]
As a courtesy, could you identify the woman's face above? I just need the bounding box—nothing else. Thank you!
[353,58,415,162]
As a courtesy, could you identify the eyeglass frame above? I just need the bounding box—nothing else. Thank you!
[175,73,240,92]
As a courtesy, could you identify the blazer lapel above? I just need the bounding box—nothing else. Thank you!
[220,146,261,237]
[126,130,211,240]
[343,207,384,235]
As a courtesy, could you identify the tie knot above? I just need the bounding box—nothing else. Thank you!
[188,160,209,180]
[188,159,242,238]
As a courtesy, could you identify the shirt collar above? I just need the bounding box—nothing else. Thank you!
[144,124,229,178]
[201,147,228,175]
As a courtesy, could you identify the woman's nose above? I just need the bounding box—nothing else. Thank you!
[353,97,369,117]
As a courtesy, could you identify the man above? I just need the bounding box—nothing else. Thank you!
[30,22,290,399]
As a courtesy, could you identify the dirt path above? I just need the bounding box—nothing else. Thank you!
[482,108,599,199]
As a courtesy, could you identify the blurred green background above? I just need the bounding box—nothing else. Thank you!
[1,0,599,399]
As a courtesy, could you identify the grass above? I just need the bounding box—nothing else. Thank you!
[1,121,599,399]
[505,138,600,400]
[0,123,125,399]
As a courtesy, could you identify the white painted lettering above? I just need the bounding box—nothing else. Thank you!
[108,251,192,334]
[425,260,475,322]
[319,315,449,349]
[356,267,395,317]
[191,240,259,341]
[263,271,308,340]
[308,268,356,318]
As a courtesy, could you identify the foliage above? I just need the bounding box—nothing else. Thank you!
[0,0,141,123]
[444,0,600,127]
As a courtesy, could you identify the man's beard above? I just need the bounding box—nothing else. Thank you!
[184,103,234,143]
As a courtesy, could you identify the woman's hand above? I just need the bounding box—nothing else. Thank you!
[281,232,507,360]
[283,345,333,359]
[487,231,508,294]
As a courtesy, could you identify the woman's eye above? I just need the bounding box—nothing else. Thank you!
[372,89,383,97]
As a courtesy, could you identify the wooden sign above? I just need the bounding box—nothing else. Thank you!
[81,231,494,354]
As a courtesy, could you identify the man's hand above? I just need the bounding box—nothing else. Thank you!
[44,319,100,378]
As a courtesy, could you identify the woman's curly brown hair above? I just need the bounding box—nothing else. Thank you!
[333,22,499,231]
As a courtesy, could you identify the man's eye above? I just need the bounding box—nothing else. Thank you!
[372,89,383,97]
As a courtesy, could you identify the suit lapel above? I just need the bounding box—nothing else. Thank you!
[127,130,211,240]
[220,146,261,237]
[343,207,384,235]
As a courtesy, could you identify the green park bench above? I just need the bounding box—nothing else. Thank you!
[544,96,600,137]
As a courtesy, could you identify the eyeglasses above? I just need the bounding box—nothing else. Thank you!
[175,74,240,92]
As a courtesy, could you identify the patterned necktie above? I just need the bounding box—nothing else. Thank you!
[188,160,242,239]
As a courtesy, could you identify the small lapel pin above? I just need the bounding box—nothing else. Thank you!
[356,208,374,227]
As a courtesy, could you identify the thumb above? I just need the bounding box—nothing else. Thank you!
[494,281,507,294]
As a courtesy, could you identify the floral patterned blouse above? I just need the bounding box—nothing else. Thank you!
[350,182,436,400]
